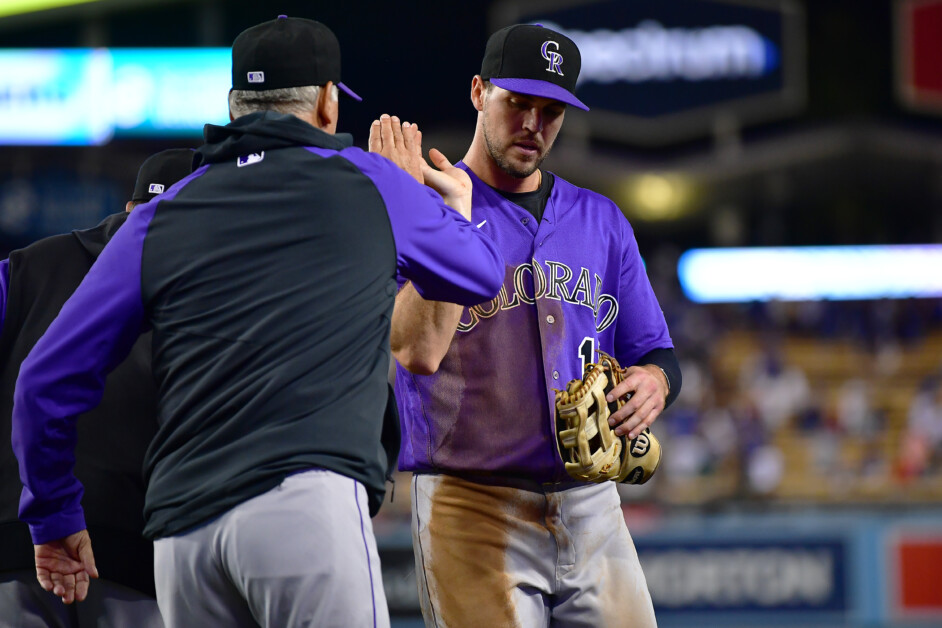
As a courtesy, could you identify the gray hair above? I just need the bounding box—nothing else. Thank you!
[228,84,339,119]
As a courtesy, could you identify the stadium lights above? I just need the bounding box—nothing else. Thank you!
[678,245,942,302]
[0,0,100,19]
[619,173,698,221]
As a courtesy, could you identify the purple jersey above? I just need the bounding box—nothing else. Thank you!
[395,163,673,484]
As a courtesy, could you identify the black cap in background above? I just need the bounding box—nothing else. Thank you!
[131,149,196,203]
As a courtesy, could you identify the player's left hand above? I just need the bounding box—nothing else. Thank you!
[605,365,669,439]
[34,529,99,604]
[368,114,424,185]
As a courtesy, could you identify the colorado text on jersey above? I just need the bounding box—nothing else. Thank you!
[457,258,618,333]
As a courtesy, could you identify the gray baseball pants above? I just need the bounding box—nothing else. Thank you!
[154,468,389,627]
[412,473,657,627]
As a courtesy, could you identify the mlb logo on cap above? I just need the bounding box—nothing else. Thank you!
[230,15,362,101]
[131,148,194,203]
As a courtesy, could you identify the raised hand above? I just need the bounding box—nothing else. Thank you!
[368,114,424,184]
[421,148,473,221]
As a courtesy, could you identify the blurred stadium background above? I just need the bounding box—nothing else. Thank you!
[3,0,942,626]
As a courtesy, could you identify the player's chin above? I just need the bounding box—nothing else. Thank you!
[506,155,542,178]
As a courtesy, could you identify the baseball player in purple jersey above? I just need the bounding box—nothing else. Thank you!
[392,24,681,626]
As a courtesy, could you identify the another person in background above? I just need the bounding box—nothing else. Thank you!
[10,15,502,628]
[391,24,680,627]
[898,375,942,480]
[0,147,194,628]
[739,340,810,432]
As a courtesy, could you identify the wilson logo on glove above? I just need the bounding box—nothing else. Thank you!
[554,351,662,484]
[630,432,651,457]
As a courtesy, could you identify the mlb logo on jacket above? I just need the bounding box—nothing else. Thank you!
[237,152,265,167]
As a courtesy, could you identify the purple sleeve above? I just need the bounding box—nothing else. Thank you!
[339,150,504,305]
[0,259,8,336]
[11,203,156,545]
[614,220,673,365]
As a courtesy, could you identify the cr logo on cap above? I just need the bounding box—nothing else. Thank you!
[541,40,564,76]
[247,71,265,84]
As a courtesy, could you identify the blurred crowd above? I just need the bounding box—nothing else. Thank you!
[644,246,942,506]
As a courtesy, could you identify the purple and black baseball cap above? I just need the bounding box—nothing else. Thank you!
[481,23,588,111]
[231,15,362,101]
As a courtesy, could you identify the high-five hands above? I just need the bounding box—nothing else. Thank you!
[421,149,472,221]
[369,114,472,221]
[369,114,424,184]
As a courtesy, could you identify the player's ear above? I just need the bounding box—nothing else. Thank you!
[471,75,486,112]
[316,81,339,133]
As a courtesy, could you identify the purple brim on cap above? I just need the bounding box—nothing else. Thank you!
[490,78,589,111]
[338,82,362,102]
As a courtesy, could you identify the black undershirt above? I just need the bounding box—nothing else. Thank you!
[492,170,555,222]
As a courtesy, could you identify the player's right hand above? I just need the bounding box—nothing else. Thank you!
[422,149,472,221]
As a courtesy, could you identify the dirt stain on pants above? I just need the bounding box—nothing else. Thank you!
[411,474,657,628]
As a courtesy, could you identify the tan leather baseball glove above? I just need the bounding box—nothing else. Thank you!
[554,351,662,484]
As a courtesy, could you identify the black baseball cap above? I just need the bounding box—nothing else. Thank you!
[481,23,588,111]
[231,15,361,101]
[131,149,195,202]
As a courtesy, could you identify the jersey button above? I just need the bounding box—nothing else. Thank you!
[546,315,555,324]
[521,217,529,225]
[553,370,559,380]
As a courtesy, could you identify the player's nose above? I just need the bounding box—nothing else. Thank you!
[521,107,543,133]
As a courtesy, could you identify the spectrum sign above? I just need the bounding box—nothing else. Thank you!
[493,0,806,145]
